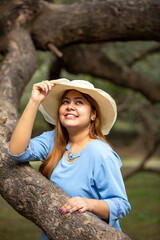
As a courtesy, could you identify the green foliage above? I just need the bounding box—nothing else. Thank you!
[0,54,4,63]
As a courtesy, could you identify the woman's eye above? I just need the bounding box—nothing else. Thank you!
[62,100,69,104]
[76,101,83,105]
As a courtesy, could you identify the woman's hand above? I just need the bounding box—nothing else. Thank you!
[30,80,55,104]
[60,197,93,214]
[60,197,109,220]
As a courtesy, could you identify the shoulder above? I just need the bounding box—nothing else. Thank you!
[87,139,114,156]
[87,139,122,168]
[32,129,55,142]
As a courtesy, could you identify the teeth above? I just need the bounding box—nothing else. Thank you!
[66,114,77,117]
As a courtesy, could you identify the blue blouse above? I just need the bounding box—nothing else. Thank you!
[8,130,131,238]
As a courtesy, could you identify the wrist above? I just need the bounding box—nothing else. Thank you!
[28,97,41,109]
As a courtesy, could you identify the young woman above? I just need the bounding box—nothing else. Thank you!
[8,78,131,240]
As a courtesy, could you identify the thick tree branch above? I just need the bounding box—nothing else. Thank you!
[49,44,160,103]
[0,29,37,107]
[31,0,160,49]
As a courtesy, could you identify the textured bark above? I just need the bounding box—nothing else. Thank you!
[31,0,160,49]
[1,0,160,51]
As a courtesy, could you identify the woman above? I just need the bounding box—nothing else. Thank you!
[8,78,131,239]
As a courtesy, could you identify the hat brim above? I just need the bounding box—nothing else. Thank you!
[39,78,117,135]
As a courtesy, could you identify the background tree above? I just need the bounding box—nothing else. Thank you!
[0,0,160,239]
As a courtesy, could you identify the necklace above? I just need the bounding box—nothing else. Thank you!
[66,142,81,162]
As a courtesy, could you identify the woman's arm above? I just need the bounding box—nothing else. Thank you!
[9,80,54,155]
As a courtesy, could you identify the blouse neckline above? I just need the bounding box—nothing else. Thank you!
[66,142,81,162]
[65,139,98,164]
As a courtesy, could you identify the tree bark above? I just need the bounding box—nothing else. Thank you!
[1,0,160,51]
[31,0,160,50]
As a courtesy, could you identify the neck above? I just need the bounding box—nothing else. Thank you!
[68,128,91,146]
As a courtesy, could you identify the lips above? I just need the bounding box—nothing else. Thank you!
[64,113,78,118]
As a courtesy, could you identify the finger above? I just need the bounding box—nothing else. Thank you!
[43,80,55,93]
[62,202,86,214]
[78,206,88,213]
[41,81,50,93]
[60,197,84,214]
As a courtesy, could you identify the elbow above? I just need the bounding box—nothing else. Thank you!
[8,142,25,156]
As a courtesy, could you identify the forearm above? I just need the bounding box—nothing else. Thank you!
[89,199,109,220]
[9,98,40,155]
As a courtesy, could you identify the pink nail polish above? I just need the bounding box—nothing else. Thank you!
[79,210,82,213]
[61,210,65,214]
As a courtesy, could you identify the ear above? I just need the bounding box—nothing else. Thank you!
[91,110,96,121]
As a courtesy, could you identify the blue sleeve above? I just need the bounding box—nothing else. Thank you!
[94,150,131,226]
[8,130,55,162]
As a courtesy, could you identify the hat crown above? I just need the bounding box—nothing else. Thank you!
[70,80,94,89]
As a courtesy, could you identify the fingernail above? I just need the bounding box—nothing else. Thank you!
[61,210,65,214]
[79,210,82,213]
[44,89,46,92]
[67,211,70,213]
[50,87,52,91]
[60,208,63,211]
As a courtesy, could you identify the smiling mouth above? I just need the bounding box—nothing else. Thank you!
[65,114,78,118]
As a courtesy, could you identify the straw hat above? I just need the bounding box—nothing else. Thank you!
[39,78,117,135]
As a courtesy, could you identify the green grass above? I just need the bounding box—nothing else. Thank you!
[0,165,160,240]
[120,168,160,240]
[0,197,41,240]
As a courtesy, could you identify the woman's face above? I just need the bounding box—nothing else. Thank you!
[59,90,95,133]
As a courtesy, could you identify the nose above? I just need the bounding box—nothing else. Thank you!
[67,102,75,110]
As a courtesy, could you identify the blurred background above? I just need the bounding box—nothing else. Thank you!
[0,0,160,240]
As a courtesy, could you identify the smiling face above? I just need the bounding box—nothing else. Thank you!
[59,90,96,133]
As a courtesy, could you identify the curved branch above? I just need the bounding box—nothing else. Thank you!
[50,44,160,103]
[31,0,160,49]
[127,45,160,67]
[0,29,37,107]
[123,139,160,180]
[142,167,160,175]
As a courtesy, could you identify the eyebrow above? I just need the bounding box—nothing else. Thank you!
[63,97,85,101]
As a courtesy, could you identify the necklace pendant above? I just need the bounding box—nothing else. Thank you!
[68,152,73,161]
